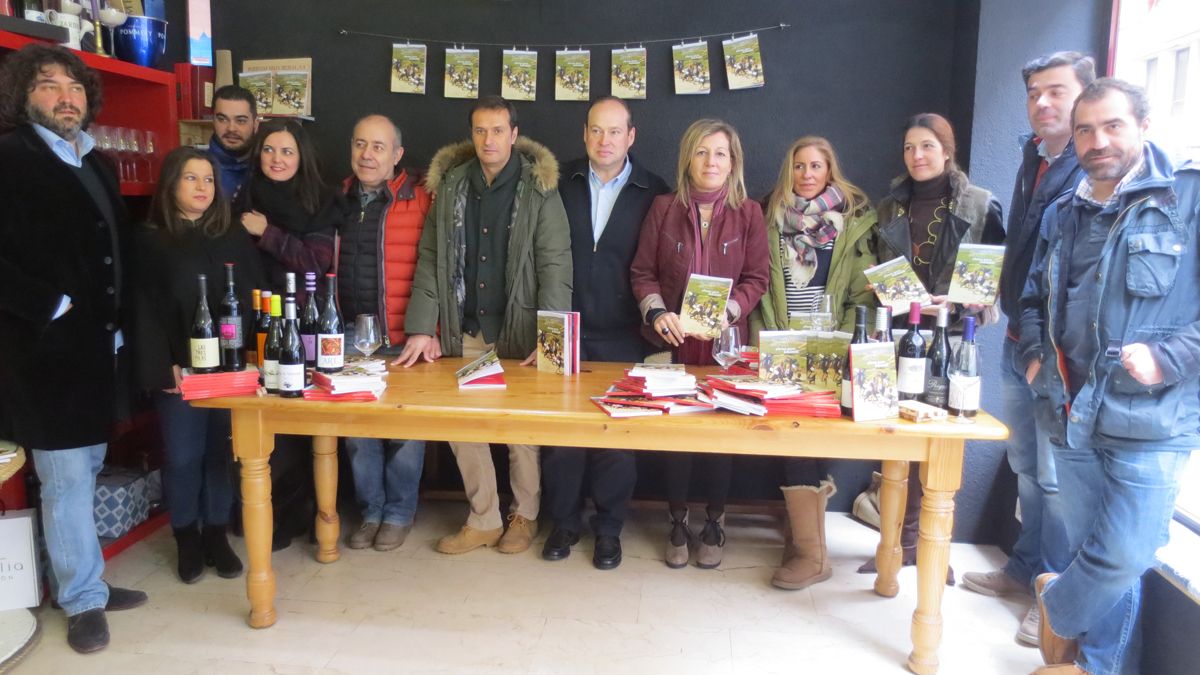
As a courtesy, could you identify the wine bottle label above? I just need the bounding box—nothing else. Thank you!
[219,318,243,348]
[278,363,305,392]
[897,357,926,394]
[840,379,853,408]
[189,337,219,369]
[948,374,981,411]
[923,377,949,408]
[263,359,280,390]
[302,335,316,362]
[317,333,344,369]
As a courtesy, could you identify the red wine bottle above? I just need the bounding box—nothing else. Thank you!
[278,297,305,398]
[218,262,244,372]
[871,306,893,343]
[841,305,869,417]
[301,272,319,368]
[921,306,952,409]
[263,294,283,393]
[316,273,344,373]
[897,301,927,400]
[189,273,219,373]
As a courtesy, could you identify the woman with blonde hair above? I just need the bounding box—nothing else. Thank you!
[750,136,879,590]
[631,119,770,569]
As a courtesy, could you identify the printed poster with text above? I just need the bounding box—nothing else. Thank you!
[502,50,538,101]
[672,41,711,95]
[722,34,765,90]
[444,48,481,99]
[555,49,591,101]
[391,43,428,94]
[611,47,647,99]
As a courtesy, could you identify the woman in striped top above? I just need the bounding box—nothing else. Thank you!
[751,136,879,591]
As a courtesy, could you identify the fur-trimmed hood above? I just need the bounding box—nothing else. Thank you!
[424,137,559,196]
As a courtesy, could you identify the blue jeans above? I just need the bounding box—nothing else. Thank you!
[30,443,109,616]
[1043,442,1191,675]
[998,337,1069,586]
[345,438,425,525]
[153,392,234,529]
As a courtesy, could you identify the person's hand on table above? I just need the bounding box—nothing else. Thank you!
[653,311,684,347]
[1121,343,1164,385]
[520,350,536,366]
[393,334,441,368]
[241,210,269,237]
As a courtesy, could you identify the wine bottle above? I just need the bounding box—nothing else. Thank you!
[285,272,297,305]
[872,306,893,343]
[948,316,980,419]
[316,273,344,373]
[189,273,219,374]
[301,272,320,368]
[841,305,869,417]
[218,262,244,372]
[252,288,262,328]
[896,301,927,400]
[263,294,283,393]
[921,306,952,409]
[278,297,305,398]
[255,290,272,369]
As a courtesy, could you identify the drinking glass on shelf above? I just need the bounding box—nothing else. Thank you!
[125,129,143,182]
[353,314,382,357]
[712,325,741,369]
[114,127,132,182]
[141,129,157,181]
[91,125,112,160]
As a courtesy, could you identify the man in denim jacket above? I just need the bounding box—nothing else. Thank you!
[1018,78,1199,675]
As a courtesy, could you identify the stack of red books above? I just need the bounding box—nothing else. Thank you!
[700,375,841,417]
[180,367,261,401]
[593,364,714,417]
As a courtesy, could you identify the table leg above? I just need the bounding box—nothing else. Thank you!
[907,439,964,675]
[874,459,909,598]
[232,411,277,629]
[312,435,340,563]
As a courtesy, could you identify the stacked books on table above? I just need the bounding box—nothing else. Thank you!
[307,357,388,401]
[180,366,261,400]
[537,310,581,375]
[457,350,506,389]
[699,374,842,417]
[593,363,713,417]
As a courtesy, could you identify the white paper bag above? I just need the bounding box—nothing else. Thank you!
[0,508,42,610]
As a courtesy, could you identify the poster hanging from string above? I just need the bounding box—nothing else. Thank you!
[502,49,538,101]
[445,48,480,99]
[672,41,710,95]
[722,34,765,90]
[555,49,591,101]
[391,43,427,94]
[611,47,647,99]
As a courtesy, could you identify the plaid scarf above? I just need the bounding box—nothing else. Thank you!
[778,185,845,287]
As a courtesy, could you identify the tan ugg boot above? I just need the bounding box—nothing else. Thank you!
[772,479,836,590]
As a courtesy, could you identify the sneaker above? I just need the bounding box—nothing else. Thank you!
[497,515,538,554]
[348,522,381,550]
[373,523,412,552]
[962,569,1029,597]
[1017,604,1040,647]
[436,525,503,554]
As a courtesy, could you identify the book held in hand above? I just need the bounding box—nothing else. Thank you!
[863,256,932,312]
[456,350,506,389]
[946,244,1005,306]
[680,274,733,340]
[849,342,900,422]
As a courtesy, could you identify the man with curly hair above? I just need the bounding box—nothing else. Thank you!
[0,44,148,654]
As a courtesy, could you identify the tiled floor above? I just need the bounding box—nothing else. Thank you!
[16,502,1044,674]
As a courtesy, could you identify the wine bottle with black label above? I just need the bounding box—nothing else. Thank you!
[316,273,344,373]
[948,316,980,419]
[922,306,952,409]
[301,272,319,368]
[278,297,305,398]
[217,262,244,372]
[255,290,272,370]
[189,273,219,373]
[263,294,283,393]
[897,301,927,400]
[841,305,869,417]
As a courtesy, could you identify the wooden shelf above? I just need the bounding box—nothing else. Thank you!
[0,30,173,84]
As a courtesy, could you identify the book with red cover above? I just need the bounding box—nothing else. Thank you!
[591,397,664,418]
[181,385,260,401]
[175,63,216,119]
[302,387,378,402]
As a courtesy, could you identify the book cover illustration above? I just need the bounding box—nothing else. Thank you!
[947,243,1005,306]
[243,57,313,115]
[444,48,480,99]
[672,41,711,94]
[390,43,427,94]
[536,311,570,375]
[501,49,538,101]
[271,70,309,115]
[679,274,732,340]
[591,397,664,418]
[788,311,833,332]
[850,342,899,422]
[722,34,765,90]
[611,47,647,99]
[238,71,273,112]
[863,256,932,312]
[456,349,505,388]
[758,330,807,386]
[555,49,591,101]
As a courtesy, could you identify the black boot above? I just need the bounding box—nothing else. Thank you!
[173,524,204,584]
[202,525,244,578]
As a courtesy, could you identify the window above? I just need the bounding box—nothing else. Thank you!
[1173,47,1189,116]
[1145,56,1158,101]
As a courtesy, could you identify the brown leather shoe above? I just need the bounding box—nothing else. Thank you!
[497,515,538,554]
[436,525,502,554]
[1031,664,1089,674]
[1036,573,1079,666]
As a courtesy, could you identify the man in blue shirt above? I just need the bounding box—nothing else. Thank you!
[0,44,147,655]
[208,85,259,198]
[540,97,669,569]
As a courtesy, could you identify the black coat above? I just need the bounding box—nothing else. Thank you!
[0,126,129,450]
[559,156,670,362]
[130,222,266,391]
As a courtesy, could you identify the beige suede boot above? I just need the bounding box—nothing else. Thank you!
[773,479,836,590]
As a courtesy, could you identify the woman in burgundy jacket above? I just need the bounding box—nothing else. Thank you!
[631,118,769,570]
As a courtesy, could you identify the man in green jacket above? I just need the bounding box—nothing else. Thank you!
[396,95,572,555]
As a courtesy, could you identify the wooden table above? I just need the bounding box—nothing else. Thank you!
[194,359,1007,674]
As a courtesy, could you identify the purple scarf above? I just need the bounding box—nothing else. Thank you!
[688,184,729,275]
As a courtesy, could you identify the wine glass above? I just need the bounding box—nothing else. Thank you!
[139,129,156,182]
[354,314,382,358]
[125,129,143,182]
[712,325,742,369]
[114,127,131,182]
[91,125,112,159]
[816,294,834,332]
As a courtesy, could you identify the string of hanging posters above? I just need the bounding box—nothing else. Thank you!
[337,23,788,101]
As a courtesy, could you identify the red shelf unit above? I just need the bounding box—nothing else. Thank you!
[0,29,178,196]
